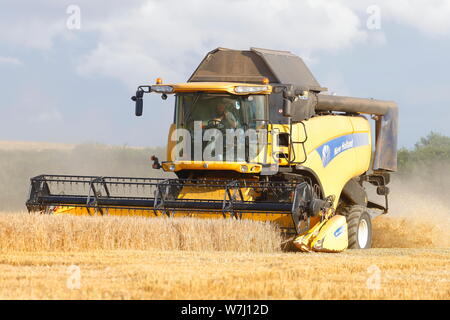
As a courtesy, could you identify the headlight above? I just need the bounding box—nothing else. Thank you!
[152,85,173,93]
[234,86,268,93]
[169,164,176,171]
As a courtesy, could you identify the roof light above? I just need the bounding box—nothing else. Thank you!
[234,86,269,94]
[262,77,269,84]
[156,78,163,84]
[152,85,173,93]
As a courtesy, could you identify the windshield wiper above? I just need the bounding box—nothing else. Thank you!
[184,93,202,125]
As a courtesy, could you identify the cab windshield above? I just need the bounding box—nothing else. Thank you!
[175,93,267,130]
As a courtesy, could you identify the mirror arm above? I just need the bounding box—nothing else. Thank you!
[282,85,294,117]
[131,86,152,117]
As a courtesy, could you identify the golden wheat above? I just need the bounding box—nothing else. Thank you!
[372,216,450,248]
[372,190,450,248]
[1,212,449,299]
[0,249,449,299]
[1,211,448,253]
[0,213,282,253]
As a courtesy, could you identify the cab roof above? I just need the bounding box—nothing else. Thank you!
[188,47,326,92]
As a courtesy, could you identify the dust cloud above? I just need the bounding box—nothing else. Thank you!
[0,143,170,211]
[372,164,450,248]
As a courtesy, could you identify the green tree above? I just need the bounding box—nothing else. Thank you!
[398,131,450,172]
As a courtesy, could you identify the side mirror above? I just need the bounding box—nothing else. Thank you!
[282,85,295,117]
[283,98,292,117]
[131,90,144,116]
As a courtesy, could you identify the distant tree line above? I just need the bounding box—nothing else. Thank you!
[397,132,450,172]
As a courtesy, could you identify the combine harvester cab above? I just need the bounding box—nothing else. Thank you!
[26,48,398,252]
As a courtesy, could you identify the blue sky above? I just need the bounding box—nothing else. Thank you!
[1,0,449,148]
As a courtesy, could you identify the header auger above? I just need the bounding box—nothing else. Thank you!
[27,47,398,252]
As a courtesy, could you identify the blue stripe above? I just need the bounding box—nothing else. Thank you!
[334,226,345,237]
[316,132,369,167]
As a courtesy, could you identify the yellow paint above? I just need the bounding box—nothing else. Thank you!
[309,215,348,252]
[52,205,295,229]
[271,114,372,208]
[166,123,177,161]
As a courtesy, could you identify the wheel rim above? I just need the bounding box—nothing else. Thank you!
[358,218,369,248]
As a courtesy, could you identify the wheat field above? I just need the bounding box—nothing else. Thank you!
[0,213,282,253]
[0,141,449,299]
[0,212,449,300]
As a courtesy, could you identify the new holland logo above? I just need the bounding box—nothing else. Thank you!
[334,226,344,238]
[321,144,331,166]
[316,132,369,168]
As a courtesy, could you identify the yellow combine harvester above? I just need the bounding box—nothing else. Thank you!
[26,48,398,252]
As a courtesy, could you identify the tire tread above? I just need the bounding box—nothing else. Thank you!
[338,204,371,249]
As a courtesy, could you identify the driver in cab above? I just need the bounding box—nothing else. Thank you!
[213,103,237,129]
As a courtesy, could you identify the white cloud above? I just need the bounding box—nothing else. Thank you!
[9,87,64,124]
[383,0,450,36]
[0,0,131,50]
[76,0,367,88]
[2,1,449,53]
[347,0,450,37]
[0,56,22,66]
[76,0,449,89]
[0,14,67,50]
[2,0,449,88]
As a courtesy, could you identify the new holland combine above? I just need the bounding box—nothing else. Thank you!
[26,48,398,252]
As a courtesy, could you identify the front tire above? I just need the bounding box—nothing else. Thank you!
[340,205,372,249]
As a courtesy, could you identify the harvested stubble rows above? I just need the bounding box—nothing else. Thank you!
[0,212,449,300]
